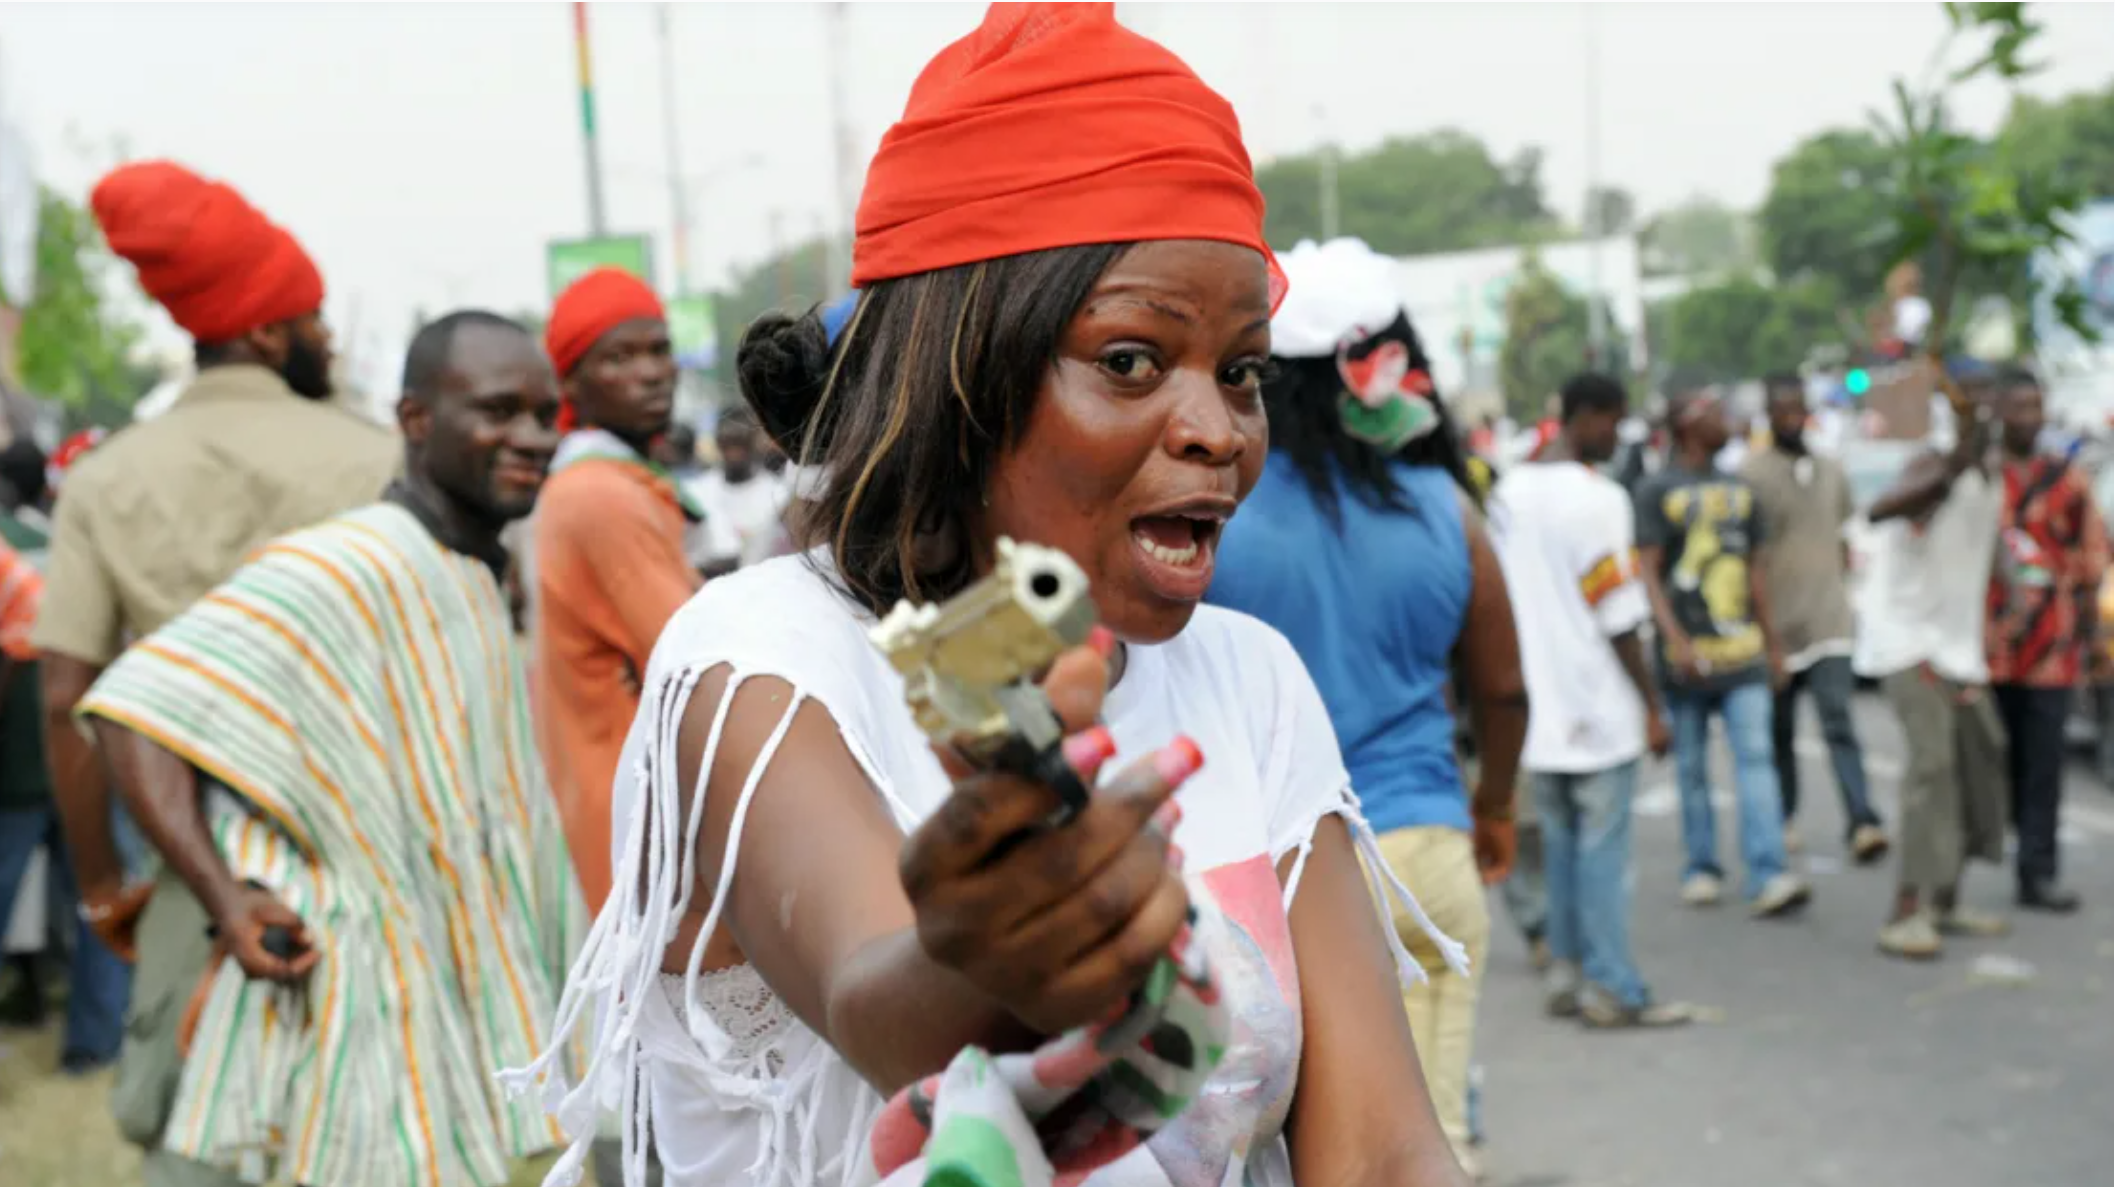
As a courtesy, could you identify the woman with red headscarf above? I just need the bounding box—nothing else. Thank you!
[512,8,1469,1187]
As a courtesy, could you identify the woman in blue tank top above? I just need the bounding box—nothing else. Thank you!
[1207,237,1529,1179]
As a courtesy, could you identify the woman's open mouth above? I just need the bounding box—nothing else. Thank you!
[1129,508,1227,602]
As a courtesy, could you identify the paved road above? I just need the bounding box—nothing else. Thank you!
[1476,691,2113,1187]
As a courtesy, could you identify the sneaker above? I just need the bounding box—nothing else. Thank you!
[1527,936,1554,974]
[1543,963,1582,1018]
[2018,882,2082,914]
[1578,987,1697,1029]
[1680,872,1724,908]
[1751,873,1814,919]
[1936,906,2011,937]
[1877,912,1943,960]
[1850,824,1890,865]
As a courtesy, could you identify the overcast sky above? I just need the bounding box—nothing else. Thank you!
[2,1,2110,379]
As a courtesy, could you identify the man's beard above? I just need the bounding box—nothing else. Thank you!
[1773,428,1806,455]
[281,335,333,400]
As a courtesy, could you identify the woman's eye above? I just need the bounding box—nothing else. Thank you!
[1099,349,1163,383]
[1223,359,1272,390]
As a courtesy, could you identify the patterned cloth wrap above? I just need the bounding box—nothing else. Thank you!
[860,900,1232,1187]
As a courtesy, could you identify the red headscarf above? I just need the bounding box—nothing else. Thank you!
[545,267,665,380]
[853,2,1284,308]
[91,161,324,344]
[545,267,665,433]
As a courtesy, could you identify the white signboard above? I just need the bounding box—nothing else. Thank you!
[1383,235,1648,397]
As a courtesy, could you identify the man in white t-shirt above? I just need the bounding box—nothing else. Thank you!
[1854,375,2011,960]
[693,407,792,570]
[1488,371,1688,1029]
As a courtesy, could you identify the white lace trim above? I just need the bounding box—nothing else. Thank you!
[501,663,858,1187]
[661,966,794,1078]
[1276,787,1471,986]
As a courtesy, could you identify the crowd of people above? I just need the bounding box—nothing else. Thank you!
[0,5,2107,1187]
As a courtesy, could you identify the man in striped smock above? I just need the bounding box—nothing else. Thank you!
[76,312,584,1187]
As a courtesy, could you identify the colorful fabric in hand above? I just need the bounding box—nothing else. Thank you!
[861,901,1231,1187]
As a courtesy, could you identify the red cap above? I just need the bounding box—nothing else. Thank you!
[91,161,324,343]
[852,3,1284,309]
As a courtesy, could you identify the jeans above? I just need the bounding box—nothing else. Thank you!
[1771,655,1880,834]
[1534,760,1652,1009]
[1994,684,2071,890]
[1499,819,1548,944]
[0,808,132,1060]
[1668,679,1789,898]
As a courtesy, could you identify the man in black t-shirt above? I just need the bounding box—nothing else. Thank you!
[1635,386,1813,919]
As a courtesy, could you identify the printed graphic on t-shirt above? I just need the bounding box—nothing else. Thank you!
[1640,474,1765,681]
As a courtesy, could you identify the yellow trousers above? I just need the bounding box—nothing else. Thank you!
[1372,825,1490,1156]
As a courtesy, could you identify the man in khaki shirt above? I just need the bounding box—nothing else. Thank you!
[1742,373,1886,866]
[33,161,398,1187]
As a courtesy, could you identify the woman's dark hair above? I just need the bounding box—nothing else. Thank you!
[0,437,47,511]
[1263,308,1477,528]
[736,242,1129,615]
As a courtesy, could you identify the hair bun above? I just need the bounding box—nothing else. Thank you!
[736,310,832,458]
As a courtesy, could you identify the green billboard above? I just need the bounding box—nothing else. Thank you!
[545,234,654,300]
[666,294,719,372]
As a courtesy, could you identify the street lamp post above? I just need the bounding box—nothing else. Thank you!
[572,2,610,237]
[1583,6,1608,367]
[657,5,691,294]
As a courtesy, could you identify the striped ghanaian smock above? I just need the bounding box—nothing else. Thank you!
[79,503,585,1187]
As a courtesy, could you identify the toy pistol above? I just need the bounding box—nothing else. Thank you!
[871,538,1099,819]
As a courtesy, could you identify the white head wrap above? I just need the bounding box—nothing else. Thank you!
[1269,237,1406,359]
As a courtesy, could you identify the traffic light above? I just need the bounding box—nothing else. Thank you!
[1844,368,1872,397]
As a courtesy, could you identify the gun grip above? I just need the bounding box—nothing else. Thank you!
[993,734,1091,826]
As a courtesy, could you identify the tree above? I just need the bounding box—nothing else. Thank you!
[1756,129,1897,299]
[1256,131,1562,256]
[1498,249,1592,420]
[1639,198,1754,279]
[1652,275,1847,380]
[1993,84,2114,211]
[1869,2,2099,368]
[704,233,843,389]
[1583,186,1638,239]
[9,187,153,425]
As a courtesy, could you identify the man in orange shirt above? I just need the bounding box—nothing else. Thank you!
[531,268,701,910]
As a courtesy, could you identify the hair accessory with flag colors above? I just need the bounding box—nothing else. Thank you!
[852,2,1284,310]
[90,161,324,344]
[1269,237,1408,359]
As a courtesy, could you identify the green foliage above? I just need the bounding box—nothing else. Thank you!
[1993,84,2114,210]
[1871,2,2099,354]
[1256,131,1561,255]
[1653,275,1846,381]
[11,187,151,422]
[703,234,841,387]
[1756,130,1897,297]
[1498,250,1591,420]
